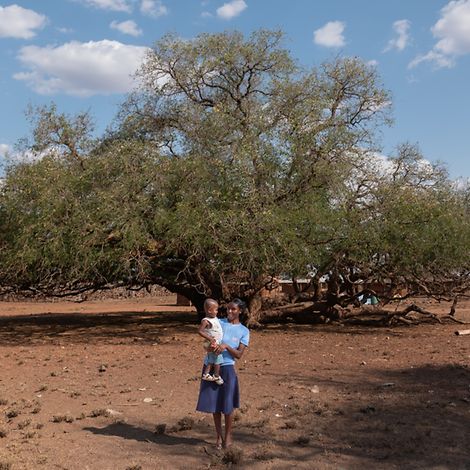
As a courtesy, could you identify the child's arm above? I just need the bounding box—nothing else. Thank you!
[198,319,216,344]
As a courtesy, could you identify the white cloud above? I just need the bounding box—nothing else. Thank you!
[313,21,346,48]
[201,11,213,18]
[14,40,149,97]
[384,19,411,52]
[367,59,379,67]
[0,4,47,39]
[140,0,168,18]
[216,0,247,20]
[57,27,74,34]
[409,50,454,69]
[110,19,142,36]
[409,0,470,68]
[79,0,132,12]
[0,143,11,157]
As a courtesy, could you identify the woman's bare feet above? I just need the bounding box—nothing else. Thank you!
[216,437,224,449]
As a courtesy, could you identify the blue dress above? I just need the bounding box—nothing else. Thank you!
[196,319,250,414]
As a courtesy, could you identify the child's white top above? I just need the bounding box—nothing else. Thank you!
[202,316,223,343]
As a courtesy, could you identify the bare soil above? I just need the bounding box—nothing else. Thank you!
[0,296,469,470]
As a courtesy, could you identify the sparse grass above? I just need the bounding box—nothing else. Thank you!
[51,414,74,423]
[31,405,41,414]
[245,417,269,429]
[0,429,7,438]
[125,466,142,470]
[22,430,37,439]
[36,423,44,429]
[89,409,109,418]
[294,435,310,446]
[222,447,244,465]
[17,418,31,429]
[0,461,12,470]
[175,416,194,431]
[282,419,298,429]
[0,399,8,406]
[70,391,81,398]
[258,400,278,411]
[5,409,19,419]
[37,385,48,392]
[239,403,250,414]
[76,412,86,420]
[252,441,276,461]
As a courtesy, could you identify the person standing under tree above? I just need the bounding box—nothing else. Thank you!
[196,298,250,449]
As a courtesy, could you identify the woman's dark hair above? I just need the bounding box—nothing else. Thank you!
[230,298,248,324]
[230,298,246,311]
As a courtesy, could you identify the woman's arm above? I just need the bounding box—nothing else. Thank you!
[215,342,247,360]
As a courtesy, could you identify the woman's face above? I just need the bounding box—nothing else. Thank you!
[227,302,241,322]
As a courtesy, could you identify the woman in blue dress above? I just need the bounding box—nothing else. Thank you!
[196,298,250,448]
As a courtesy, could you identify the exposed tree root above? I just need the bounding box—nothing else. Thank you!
[260,300,468,326]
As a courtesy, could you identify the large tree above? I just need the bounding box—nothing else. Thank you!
[1,30,469,324]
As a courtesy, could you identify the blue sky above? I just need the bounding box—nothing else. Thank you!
[1,0,469,178]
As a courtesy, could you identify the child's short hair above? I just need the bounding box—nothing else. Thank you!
[204,298,218,310]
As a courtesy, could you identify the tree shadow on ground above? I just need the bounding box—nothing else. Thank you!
[84,419,325,464]
[0,311,197,345]
[245,364,470,469]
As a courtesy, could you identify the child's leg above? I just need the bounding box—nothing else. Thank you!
[203,362,212,376]
[213,364,221,377]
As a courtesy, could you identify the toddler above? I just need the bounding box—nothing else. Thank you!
[198,298,224,385]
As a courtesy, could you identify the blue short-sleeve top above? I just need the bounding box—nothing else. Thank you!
[219,318,250,366]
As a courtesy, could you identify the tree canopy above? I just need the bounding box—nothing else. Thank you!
[1,30,469,323]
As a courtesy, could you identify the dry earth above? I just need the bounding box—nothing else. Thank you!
[0,296,469,470]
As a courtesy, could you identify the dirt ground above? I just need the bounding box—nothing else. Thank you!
[0,296,469,470]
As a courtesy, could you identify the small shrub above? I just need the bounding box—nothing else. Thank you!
[0,429,7,438]
[89,409,109,418]
[154,424,166,435]
[0,461,12,470]
[176,416,194,431]
[222,447,243,465]
[17,419,31,429]
[294,435,310,446]
[0,399,8,406]
[5,409,19,419]
[125,466,142,470]
[51,414,74,423]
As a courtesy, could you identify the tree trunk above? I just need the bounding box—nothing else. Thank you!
[246,293,263,328]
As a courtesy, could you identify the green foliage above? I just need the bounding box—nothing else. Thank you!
[0,30,469,312]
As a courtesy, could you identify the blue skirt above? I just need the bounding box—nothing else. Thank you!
[196,365,240,415]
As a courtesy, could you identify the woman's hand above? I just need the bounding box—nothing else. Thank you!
[214,343,228,354]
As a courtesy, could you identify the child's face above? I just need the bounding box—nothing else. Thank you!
[205,303,219,318]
